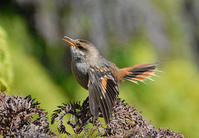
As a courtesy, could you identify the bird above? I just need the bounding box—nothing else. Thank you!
[63,36,157,124]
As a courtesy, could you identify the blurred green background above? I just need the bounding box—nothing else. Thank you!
[0,0,199,137]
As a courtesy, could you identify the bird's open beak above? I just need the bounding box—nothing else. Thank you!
[63,36,76,47]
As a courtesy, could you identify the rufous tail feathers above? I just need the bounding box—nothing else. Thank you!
[119,63,157,84]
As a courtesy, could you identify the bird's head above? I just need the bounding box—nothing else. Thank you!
[63,36,100,63]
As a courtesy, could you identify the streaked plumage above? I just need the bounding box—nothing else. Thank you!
[63,36,157,124]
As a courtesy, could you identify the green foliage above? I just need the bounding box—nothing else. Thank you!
[0,26,12,92]
[0,17,67,120]
[0,1,199,137]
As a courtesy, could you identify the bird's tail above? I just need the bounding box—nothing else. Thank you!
[118,63,157,84]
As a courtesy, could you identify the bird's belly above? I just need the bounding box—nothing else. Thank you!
[71,62,89,89]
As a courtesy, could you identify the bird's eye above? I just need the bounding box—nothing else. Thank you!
[77,45,84,50]
[77,45,87,52]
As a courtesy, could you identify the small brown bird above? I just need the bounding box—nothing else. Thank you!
[63,36,157,124]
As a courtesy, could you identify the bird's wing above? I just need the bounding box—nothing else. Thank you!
[88,66,119,124]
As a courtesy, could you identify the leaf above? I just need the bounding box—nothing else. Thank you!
[0,26,12,92]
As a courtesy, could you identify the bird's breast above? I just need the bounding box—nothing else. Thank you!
[71,61,89,89]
